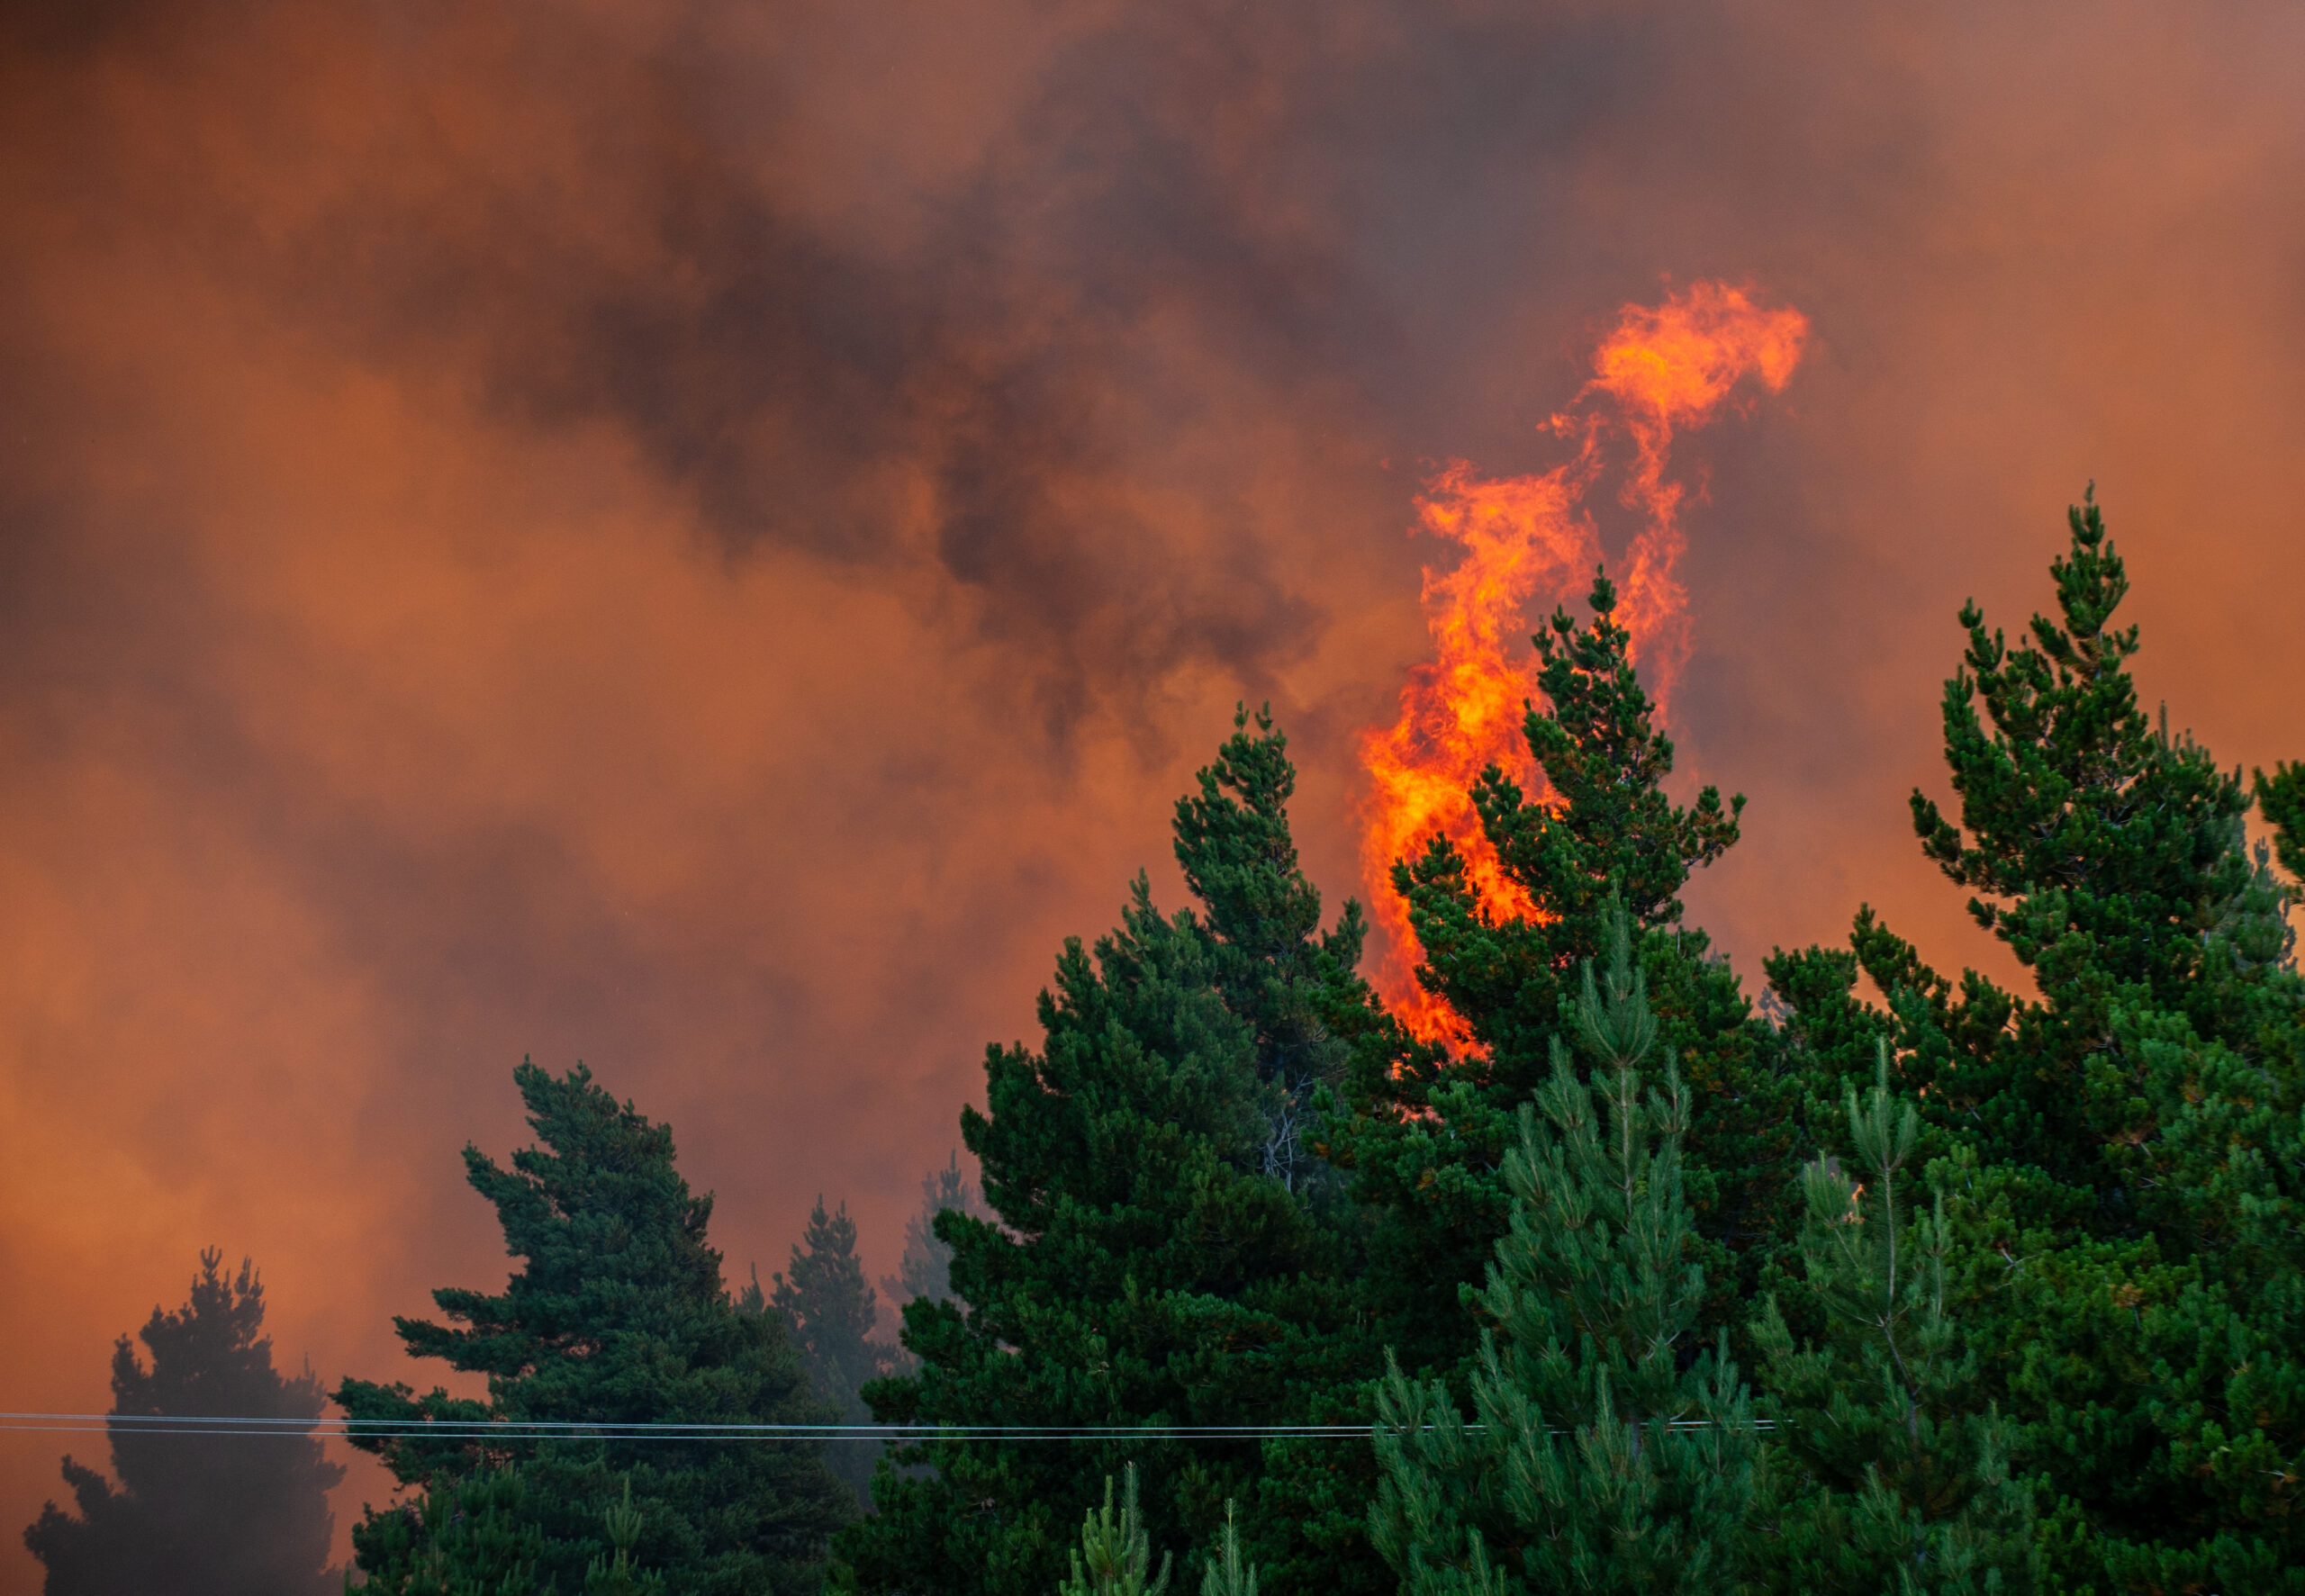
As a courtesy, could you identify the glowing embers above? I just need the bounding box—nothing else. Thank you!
[1359,283,1806,1044]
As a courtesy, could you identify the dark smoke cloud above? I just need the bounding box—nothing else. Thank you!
[5,0,2305,1577]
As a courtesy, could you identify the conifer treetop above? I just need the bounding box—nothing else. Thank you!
[1466,569,1744,935]
[1372,897,1755,1596]
[403,1060,724,1390]
[25,1249,342,1596]
[1060,1465,1174,1596]
[1910,489,2249,979]
[2255,760,2305,885]
[337,1060,848,1595]
[1478,900,1706,1424]
[1173,703,1328,963]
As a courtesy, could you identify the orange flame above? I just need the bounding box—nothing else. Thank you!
[1359,283,1806,1042]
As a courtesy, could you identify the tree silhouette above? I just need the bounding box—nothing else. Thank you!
[24,1249,341,1595]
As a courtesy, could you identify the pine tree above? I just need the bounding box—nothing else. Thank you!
[2065,902,2305,1593]
[1060,1466,1173,1596]
[1876,490,2260,1195]
[1198,1501,1261,1596]
[1169,709,1362,1199]
[1369,902,1755,1595]
[337,1059,852,1595]
[2256,761,2305,882]
[773,1197,899,1507]
[1746,1043,2034,1594]
[23,1249,342,1596]
[586,1481,670,1595]
[1770,493,2305,1590]
[836,711,1383,1596]
[1326,571,1795,1381]
[345,1465,546,1596]
[878,1153,987,1313]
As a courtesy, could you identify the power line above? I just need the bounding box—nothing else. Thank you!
[0,1415,1369,1440]
[0,1411,1774,1442]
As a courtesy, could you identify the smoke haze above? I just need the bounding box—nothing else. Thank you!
[5,0,2303,1574]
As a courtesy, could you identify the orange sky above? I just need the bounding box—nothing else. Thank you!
[4,1,2303,1581]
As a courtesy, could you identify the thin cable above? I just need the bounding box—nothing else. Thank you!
[0,1409,1364,1437]
[4,1414,1360,1429]
[4,1414,1370,1433]
[0,1411,1774,1441]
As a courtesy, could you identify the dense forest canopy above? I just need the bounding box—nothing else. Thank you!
[27,494,2302,1594]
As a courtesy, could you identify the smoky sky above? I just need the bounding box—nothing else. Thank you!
[5,0,2304,1576]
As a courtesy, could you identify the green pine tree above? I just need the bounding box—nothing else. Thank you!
[1746,1042,2034,1595]
[345,1465,546,1596]
[338,1060,852,1595]
[1769,492,2305,1591]
[1060,1465,1173,1596]
[2255,760,2305,882]
[1370,902,1756,1595]
[1170,708,1363,1200]
[835,710,1383,1596]
[585,1480,669,1596]
[1881,489,2259,1195]
[23,1249,343,1596]
[1198,1501,1261,1596]
[773,1197,899,1507]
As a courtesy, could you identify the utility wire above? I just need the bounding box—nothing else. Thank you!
[0,1411,1774,1442]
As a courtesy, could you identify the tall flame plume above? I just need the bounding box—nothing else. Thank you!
[1359,282,1807,1041]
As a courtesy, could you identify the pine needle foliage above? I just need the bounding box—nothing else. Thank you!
[1371,900,1756,1595]
[1747,1042,2034,1594]
[1886,489,2260,1195]
[2256,761,2305,884]
[1060,1466,1173,1596]
[773,1197,901,1507]
[835,710,1384,1596]
[347,1465,546,1596]
[1767,492,2305,1591]
[338,1060,850,1596]
[586,1480,669,1596]
[1327,572,1798,1385]
[878,1152,987,1313]
[1198,1501,1260,1596]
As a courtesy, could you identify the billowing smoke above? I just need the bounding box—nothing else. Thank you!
[4,0,2302,1575]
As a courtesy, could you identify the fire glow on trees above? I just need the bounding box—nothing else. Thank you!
[1360,283,1808,1041]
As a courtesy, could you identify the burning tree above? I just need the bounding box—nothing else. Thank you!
[1327,285,1814,1392]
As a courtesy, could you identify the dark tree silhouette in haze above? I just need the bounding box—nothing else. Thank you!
[23,1249,340,1596]
[772,1196,900,1506]
[878,1152,986,1312]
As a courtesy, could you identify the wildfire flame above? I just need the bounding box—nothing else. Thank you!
[1359,283,1807,1042]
